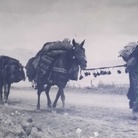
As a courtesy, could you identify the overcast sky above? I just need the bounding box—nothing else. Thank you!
[1,0,138,67]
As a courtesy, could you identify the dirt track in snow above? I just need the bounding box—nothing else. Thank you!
[0,83,138,138]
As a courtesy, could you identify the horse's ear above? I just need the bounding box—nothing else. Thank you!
[72,39,76,46]
[80,40,85,47]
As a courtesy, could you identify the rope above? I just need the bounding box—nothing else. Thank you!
[83,64,126,71]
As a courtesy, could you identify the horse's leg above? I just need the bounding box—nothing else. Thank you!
[3,83,8,105]
[7,83,11,100]
[53,90,61,108]
[45,84,52,108]
[53,86,65,109]
[31,81,35,88]
[0,85,3,104]
[60,87,65,109]
[36,89,41,110]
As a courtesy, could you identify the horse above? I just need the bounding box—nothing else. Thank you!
[26,39,87,110]
[0,56,25,105]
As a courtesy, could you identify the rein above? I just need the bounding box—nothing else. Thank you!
[78,64,126,80]
[83,64,126,71]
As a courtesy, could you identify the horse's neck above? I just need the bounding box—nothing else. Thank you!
[53,50,78,71]
[63,50,78,68]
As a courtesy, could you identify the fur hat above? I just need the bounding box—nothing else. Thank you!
[119,42,137,59]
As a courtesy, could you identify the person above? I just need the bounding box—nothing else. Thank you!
[119,42,138,119]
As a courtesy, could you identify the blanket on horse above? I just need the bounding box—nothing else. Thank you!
[0,56,25,83]
[26,41,79,82]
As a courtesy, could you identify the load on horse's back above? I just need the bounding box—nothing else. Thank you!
[36,38,72,57]
[26,38,87,110]
[0,55,25,104]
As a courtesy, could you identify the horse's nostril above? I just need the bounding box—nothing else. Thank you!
[81,64,87,70]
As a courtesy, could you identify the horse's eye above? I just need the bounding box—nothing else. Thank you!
[72,47,75,50]
[74,50,79,54]
[72,56,75,59]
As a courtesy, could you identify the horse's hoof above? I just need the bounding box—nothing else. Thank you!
[4,103,8,106]
[61,108,66,112]
[35,108,41,112]
[52,104,56,108]
[47,107,52,112]
[63,112,69,116]
[132,111,138,120]
[47,104,52,108]
[133,116,137,120]
[52,110,57,114]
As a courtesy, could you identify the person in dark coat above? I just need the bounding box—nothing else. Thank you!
[119,42,138,119]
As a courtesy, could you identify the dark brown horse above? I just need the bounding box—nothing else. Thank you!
[26,39,87,110]
[0,56,25,105]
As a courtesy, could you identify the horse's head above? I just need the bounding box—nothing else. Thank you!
[72,39,87,69]
[5,61,25,83]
